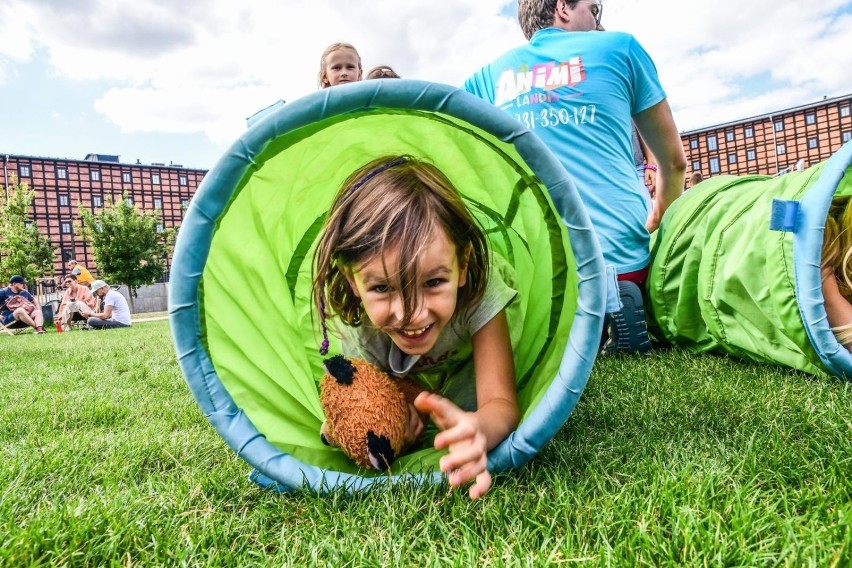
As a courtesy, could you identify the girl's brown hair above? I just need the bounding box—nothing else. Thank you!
[312,156,489,348]
[823,196,852,346]
[317,42,362,89]
[366,65,400,80]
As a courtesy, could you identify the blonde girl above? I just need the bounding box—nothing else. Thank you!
[312,155,520,499]
[821,196,852,348]
[317,42,363,89]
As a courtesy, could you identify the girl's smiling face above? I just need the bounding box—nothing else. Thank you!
[346,227,468,355]
[322,48,362,87]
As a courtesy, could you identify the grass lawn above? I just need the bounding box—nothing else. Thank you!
[1,321,850,565]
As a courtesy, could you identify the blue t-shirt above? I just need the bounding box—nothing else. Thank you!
[0,287,34,318]
[464,29,666,274]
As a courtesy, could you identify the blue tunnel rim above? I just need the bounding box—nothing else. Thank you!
[168,79,607,492]
[795,140,852,378]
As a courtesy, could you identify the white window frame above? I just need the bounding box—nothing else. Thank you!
[707,135,718,151]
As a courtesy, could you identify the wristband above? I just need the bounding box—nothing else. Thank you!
[644,164,658,172]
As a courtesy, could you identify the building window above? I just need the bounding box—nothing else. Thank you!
[122,171,132,184]
[774,120,784,132]
[728,153,737,164]
[808,137,819,149]
[154,198,163,209]
[841,106,850,118]
[709,157,720,174]
[747,149,756,161]
[90,170,101,181]
[707,135,718,151]
[125,196,134,206]
[690,139,698,150]
[156,223,164,233]
[745,126,754,138]
[726,131,735,142]
[842,131,851,143]
[805,113,816,125]
[59,194,69,206]
[179,175,188,186]
[19,165,31,177]
[692,160,700,172]
[93,195,103,208]
[57,167,67,179]
[181,199,190,209]
[152,173,161,185]
[777,143,786,155]
[61,222,72,234]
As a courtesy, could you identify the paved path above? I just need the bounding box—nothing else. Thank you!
[132,315,170,323]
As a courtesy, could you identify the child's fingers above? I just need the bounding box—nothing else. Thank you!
[445,452,488,486]
[439,442,484,473]
[433,420,477,450]
[414,392,463,430]
[468,470,492,500]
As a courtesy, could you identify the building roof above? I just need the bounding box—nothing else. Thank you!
[83,153,120,163]
[0,153,207,172]
[680,92,852,136]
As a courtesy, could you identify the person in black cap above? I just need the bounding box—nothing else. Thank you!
[0,275,46,333]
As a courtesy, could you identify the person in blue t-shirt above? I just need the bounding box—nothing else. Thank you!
[464,0,686,354]
[0,275,46,333]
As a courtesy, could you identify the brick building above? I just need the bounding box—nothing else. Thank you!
[1,153,206,279]
[681,93,852,181]
[2,93,850,280]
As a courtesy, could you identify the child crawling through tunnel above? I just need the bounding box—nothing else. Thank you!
[822,196,852,350]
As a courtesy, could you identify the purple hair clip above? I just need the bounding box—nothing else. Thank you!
[347,156,407,196]
[319,294,330,355]
[318,156,407,354]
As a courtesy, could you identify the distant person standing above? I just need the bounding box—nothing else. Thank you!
[464,0,687,354]
[688,171,704,189]
[87,280,132,329]
[66,259,94,287]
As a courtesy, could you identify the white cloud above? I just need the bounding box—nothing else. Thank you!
[2,0,851,149]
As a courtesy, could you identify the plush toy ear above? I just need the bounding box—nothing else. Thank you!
[323,355,355,385]
[366,431,396,471]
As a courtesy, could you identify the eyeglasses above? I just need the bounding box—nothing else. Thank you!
[579,1,603,26]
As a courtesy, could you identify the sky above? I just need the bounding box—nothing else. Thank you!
[1,0,851,171]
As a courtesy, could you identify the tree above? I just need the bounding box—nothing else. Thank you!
[78,193,174,312]
[0,178,56,283]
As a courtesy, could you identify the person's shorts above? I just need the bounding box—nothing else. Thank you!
[2,312,16,326]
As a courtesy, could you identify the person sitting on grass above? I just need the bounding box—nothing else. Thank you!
[0,275,46,334]
[87,280,132,329]
[66,259,94,287]
[57,274,98,331]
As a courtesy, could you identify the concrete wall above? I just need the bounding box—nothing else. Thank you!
[113,282,169,314]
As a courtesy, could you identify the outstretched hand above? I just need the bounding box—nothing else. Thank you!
[414,391,491,499]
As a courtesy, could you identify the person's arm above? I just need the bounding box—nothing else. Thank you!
[82,290,98,313]
[633,99,687,232]
[638,132,657,195]
[91,300,114,320]
[57,290,70,318]
[414,310,519,499]
[822,269,852,348]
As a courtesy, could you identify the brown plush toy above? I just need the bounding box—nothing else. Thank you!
[319,355,429,471]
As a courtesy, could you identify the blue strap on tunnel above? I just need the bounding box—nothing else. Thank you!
[769,199,800,232]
